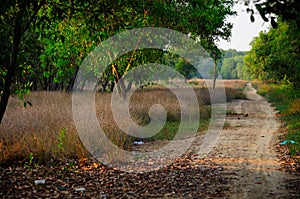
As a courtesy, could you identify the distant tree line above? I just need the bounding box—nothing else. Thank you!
[171,49,246,81]
[219,49,245,80]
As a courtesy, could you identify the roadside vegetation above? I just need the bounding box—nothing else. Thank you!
[0,80,246,166]
[254,81,300,162]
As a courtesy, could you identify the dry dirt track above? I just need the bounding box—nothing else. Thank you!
[200,83,298,198]
[132,83,299,198]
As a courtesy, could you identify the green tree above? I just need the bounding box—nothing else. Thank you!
[243,32,272,81]
[243,20,300,87]
[220,55,244,79]
[236,59,247,80]
[241,0,300,84]
[0,0,236,123]
[221,49,245,60]
[0,0,46,123]
[174,57,199,80]
[0,0,113,122]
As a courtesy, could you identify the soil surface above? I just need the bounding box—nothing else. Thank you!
[132,83,300,198]
[201,84,300,198]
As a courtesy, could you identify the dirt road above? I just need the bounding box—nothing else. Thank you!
[198,83,298,198]
[132,83,299,198]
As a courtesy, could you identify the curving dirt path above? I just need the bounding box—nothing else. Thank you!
[198,83,298,198]
[132,83,299,198]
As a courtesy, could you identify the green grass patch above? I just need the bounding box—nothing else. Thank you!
[144,119,209,141]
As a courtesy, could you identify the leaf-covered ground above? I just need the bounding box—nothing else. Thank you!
[0,157,231,198]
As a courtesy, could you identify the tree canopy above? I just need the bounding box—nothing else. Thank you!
[243,19,300,87]
[238,0,300,87]
[0,0,236,123]
[217,49,245,80]
[241,0,300,28]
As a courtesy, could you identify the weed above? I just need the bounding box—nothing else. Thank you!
[58,128,66,150]
[29,152,33,165]
[24,152,38,169]
[289,144,300,156]
[51,128,67,156]
[288,99,300,115]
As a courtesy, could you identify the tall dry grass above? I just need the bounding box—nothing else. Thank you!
[0,80,246,164]
[0,92,87,164]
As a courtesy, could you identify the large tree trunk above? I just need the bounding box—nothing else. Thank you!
[0,16,22,123]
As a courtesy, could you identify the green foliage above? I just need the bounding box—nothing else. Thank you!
[256,82,300,157]
[24,152,38,169]
[1,0,236,93]
[52,127,67,155]
[58,128,66,151]
[0,0,236,123]
[218,49,245,79]
[28,152,34,165]
[221,56,244,79]
[166,55,200,80]
[222,49,245,59]
[243,20,300,87]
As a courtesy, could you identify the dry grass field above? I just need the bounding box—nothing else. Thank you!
[0,80,247,165]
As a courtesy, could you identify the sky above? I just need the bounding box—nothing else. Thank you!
[217,3,270,52]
